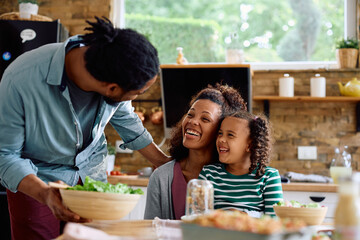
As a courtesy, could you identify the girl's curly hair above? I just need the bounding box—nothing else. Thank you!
[226,111,273,177]
[169,84,247,161]
[82,17,159,91]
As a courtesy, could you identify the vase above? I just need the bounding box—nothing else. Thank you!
[226,49,245,64]
[19,3,39,19]
[336,48,358,69]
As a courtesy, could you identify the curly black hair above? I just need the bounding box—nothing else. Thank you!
[226,111,273,177]
[81,17,159,91]
[169,84,247,162]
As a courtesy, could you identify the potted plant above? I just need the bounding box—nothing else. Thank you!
[18,0,39,19]
[105,143,116,173]
[335,38,359,69]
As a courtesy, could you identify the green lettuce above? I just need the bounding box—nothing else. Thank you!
[67,176,143,195]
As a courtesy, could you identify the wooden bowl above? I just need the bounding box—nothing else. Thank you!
[273,205,328,225]
[60,189,141,220]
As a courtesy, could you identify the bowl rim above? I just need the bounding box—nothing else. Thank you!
[59,189,143,198]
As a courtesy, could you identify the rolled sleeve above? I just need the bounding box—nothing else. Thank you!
[119,128,153,150]
[110,101,153,150]
[1,155,38,192]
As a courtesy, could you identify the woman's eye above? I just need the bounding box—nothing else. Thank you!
[187,113,193,117]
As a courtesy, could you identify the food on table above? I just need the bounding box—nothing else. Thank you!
[67,176,143,194]
[183,209,306,235]
[275,200,324,208]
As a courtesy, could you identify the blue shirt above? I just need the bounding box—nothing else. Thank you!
[0,36,153,192]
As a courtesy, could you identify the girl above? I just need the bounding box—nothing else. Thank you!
[144,84,247,220]
[199,111,283,217]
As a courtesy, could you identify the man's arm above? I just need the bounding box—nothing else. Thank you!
[138,142,171,167]
[17,174,91,223]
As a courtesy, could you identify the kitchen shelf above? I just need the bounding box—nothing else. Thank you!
[253,95,360,132]
[253,96,360,102]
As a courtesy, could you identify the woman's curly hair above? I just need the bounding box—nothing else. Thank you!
[169,84,247,162]
[226,111,273,177]
[81,17,159,91]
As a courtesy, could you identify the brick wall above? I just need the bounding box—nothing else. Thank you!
[1,0,111,35]
[252,69,360,176]
[2,1,359,175]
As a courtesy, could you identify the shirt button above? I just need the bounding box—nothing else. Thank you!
[76,143,80,147]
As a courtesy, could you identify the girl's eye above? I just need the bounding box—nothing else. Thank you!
[202,117,210,122]
[218,132,223,136]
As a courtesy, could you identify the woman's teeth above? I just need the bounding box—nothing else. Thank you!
[186,129,200,136]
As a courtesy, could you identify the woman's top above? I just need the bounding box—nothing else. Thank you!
[144,160,176,219]
[198,163,283,217]
[172,161,187,219]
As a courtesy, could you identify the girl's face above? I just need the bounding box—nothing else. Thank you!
[216,117,251,166]
[182,99,222,150]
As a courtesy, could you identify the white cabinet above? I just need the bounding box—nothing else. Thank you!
[283,191,338,223]
[121,187,147,220]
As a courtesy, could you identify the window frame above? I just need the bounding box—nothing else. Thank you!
[111,0,356,70]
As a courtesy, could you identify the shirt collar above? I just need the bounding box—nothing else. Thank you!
[46,35,84,90]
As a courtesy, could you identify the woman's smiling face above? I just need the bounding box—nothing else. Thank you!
[182,99,222,150]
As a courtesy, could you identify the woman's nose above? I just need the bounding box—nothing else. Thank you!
[189,118,199,125]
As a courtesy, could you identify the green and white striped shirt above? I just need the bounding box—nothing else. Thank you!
[199,164,283,217]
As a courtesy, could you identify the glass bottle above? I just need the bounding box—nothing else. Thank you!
[333,174,360,240]
[330,147,352,184]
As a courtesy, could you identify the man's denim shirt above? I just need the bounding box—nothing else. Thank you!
[0,36,153,192]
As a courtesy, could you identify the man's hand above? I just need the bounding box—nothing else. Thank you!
[18,175,91,223]
[44,182,91,223]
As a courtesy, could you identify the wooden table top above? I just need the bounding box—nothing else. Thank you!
[84,220,157,239]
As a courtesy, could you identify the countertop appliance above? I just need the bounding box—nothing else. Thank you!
[0,19,68,79]
[160,64,252,139]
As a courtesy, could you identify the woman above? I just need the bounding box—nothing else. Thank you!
[144,84,247,220]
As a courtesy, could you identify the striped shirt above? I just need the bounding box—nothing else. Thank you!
[199,163,283,217]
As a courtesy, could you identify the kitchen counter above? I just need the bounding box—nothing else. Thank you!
[107,175,149,187]
[108,176,338,192]
[282,182,337,192]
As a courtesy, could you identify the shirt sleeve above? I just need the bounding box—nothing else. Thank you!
[0,71,38,192]
[263,169,283,216]
[109,101,153,150]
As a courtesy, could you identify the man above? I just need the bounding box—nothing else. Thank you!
[0,17,169,239]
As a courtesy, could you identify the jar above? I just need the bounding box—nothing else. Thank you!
[311,74,326,97]
[330,147,352,184]
[334,174,360,240]
[185,179,214,217]
[279,74,294,97]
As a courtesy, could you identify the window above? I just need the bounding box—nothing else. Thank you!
[112,0,356,69]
